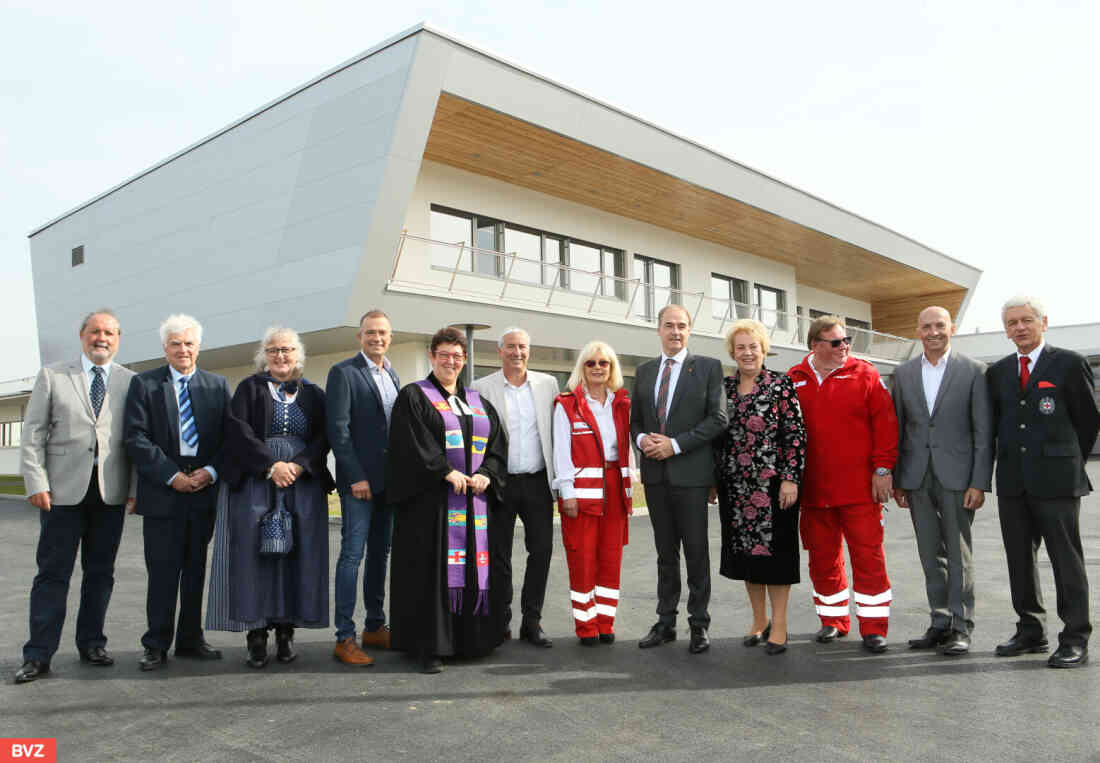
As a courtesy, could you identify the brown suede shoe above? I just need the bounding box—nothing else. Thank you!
[361,624,391,650]
[334,636,374,666]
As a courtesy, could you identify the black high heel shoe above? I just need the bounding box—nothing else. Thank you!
[742,622,772,647]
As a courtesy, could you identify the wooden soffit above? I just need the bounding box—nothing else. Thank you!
[423,93,965,321]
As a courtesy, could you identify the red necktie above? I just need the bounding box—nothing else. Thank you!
[1019,356,1030,391]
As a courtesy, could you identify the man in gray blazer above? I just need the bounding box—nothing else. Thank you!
[16,310,136,683]
[630,305,728,654]
[470,327,559,647]
[892,306,993,656]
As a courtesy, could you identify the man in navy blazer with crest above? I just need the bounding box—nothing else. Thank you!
[326,309,401,665]
[124,314,230,670]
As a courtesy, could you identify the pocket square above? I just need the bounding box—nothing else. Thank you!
[1038,381,1056,388]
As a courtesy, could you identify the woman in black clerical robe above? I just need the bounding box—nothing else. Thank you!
[387,327,509,674]
[205,327,334,668]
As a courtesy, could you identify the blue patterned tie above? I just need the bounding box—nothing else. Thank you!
[90,367,105,418]
[179,377,199,449]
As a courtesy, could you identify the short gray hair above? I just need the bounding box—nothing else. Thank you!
[159,314,203,346]
[253,326,306,377]
[498,327,530,347]
[1001,295,1047,321]
[80,309,119,334]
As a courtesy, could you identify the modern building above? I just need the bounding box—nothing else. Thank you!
[27,24,981,413]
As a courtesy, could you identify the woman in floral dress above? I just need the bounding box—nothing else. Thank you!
[713,319,806,654]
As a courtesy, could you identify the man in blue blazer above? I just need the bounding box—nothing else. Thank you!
[327,309,400,665]
[124,314,230,671]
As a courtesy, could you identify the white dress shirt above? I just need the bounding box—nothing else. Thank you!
[362,352,398,426]
[1016,342,1045,378]
[81,353,111,395]
[920,348,950,416]
[635,348,687,455]
[168,365,217,484]
[553,390,619,500]
[504,377,546,474]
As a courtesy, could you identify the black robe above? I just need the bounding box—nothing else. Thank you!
[386,373,509,658]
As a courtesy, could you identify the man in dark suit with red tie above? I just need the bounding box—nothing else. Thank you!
[987,296,1099,668]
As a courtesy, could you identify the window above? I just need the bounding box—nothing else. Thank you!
[711,274,750,321]
[809,308,829,319]
[754,283,788,330]
[71,246,84,267]
[430,207,473,271]
[634,254,681,321]
[0,421,21,448]
[847,317,872,353]
[502,226,541,284]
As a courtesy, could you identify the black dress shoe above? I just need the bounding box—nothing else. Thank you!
[814,625,848,643]
[940,630,970,656]
[1048,644,1088,669]
[246,629,270,669]
[862,634,888,653]
[139,648,168,671]
[579,636,599,646]
[275,625,297,664]
[14,660,49,684]
[688,627,710,654]
[421,654,444,674]
[599,633,615,644]
[908,626,950,650]
[638,623,676,649]
[174,641,223,660]
[519,623,553,648]
[743,622,772,647]
[78,646,115,666]
[764,640,787,656]
[994,634,1048,657]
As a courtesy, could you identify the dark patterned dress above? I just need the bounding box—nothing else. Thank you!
[713,367,806,584]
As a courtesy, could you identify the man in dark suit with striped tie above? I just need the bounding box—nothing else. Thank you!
[124,314,231,671]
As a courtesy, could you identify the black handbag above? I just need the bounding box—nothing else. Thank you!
[259,490,293,555]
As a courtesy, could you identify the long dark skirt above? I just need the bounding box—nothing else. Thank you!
[718,476,801,585]
[205,436,329,631]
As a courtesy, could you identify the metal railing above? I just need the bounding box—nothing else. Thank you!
[388,232,916,361]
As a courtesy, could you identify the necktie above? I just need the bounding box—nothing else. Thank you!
[1019,356,1030,391]
[179,377,199,449]
[90,367,105,418]
[655,358,674,433]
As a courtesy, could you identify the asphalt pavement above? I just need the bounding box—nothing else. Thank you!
[2,465,1099,762]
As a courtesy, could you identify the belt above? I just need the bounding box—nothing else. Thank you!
[508,468,547,478]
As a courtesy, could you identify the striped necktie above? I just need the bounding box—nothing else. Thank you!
[656,358,674,433]
[179,377,199,449]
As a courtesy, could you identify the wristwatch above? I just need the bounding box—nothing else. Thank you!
[874,467,891,476]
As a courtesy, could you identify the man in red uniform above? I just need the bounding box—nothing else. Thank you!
[789,315,898,653]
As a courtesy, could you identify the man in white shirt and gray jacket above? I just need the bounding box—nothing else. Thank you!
[471,327,559,647]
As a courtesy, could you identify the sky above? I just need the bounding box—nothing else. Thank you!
[2,0,1098,381]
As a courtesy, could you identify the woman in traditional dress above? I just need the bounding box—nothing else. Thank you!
[712,319,806,654]
[386,327,508,674]
[552,341,632,645]
[205,327,334,667]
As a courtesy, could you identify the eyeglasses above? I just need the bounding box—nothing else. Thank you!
[816,337,852,348]
[585,359,611,368]
[433,351,466,363]
[265,347,296,356]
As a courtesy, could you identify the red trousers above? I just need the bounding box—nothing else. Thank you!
[800,503,891,637]
[561,468,628,638]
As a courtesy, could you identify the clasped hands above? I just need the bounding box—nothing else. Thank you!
[444,469,490,496]
[171,469,215,493]
[639,433,676,461]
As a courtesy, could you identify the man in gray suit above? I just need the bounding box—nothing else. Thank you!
[16,310,136,683]
[470,327,559,647]
[892,306,993,656]
[631,305,728,654]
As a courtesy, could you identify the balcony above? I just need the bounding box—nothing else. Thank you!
[386,232,917,362]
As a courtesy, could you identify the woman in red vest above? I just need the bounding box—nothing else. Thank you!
[553,340,632,645]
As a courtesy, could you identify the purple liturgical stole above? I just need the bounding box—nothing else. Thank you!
[415,380,491,615]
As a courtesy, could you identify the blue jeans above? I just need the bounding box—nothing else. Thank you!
[333,491,393,641]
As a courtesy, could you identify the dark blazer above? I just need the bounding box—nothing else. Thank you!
[630,352,728,486]
[124,366,231,516]
[326,353,400,493]
[221,374,336,493]
[893,351,994,492]
[987,345,1099,498]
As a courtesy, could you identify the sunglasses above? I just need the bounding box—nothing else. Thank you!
[585,359,611,368]
[817,336,852,348]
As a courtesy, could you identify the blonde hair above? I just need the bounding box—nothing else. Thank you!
[567,340,624,392]
[725,319,770,358]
